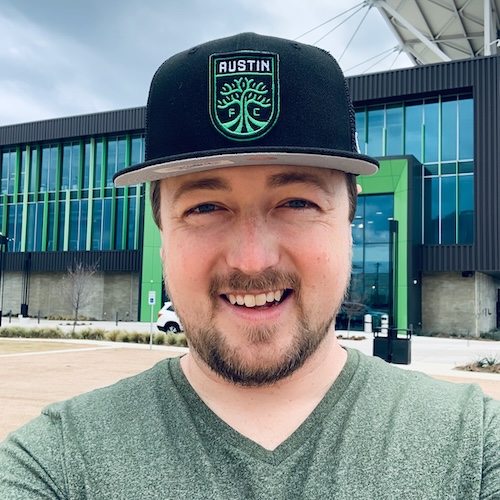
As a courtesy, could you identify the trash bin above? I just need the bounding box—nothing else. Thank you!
[373,328,412,365]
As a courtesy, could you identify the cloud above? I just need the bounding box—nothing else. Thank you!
[0,0,412,127]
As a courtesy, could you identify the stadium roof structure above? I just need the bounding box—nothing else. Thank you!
[367,0,500,65]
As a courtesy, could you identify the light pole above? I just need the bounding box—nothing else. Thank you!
[0,232,8,327]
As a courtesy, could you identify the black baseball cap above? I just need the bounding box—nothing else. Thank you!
[114,32,378,186]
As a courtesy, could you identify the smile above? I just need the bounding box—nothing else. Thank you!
[224,289,289,308]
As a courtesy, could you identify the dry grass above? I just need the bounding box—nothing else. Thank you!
[455,356,500,374]
[0,339,93,355]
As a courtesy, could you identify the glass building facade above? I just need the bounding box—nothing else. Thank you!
[0,135,145,254]
[355,94,474,245]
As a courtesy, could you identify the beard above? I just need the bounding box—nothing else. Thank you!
[172,269,340,387]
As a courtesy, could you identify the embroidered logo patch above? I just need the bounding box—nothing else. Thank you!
[209,51,280,141]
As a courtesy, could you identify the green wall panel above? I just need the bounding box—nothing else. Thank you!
[139,183,163,322]
[358,158,410,331]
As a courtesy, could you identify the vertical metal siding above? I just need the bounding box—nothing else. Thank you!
[0,107,146,147]
[3,250,142,272]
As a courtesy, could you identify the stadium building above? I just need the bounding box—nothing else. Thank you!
[0,1,499,336]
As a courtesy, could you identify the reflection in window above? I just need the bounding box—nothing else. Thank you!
[127,197,137,250]
[441,176,457,244]
[95,140,103,189]
[29,148,38,193]
[385,106,403,156]
[83,141,91,189]
[1,150,16,194]
[92,200,103,250]
[47,202,56,251]
[366,108,384,157]
[458,175,474,244]
[61,143,81,190]
[102,199,112,249]
[19,150,27,194]
[26,203,44,251]
[40,145,58,192]
[441,98,457,162]
[115,197,124,250]
[57,202,66,251]
[131,135,145,165]
[424,100,439,163]
[106,137,126,187]
[404,103,423,160]
[351,194,394,313]
[7,204,23,252]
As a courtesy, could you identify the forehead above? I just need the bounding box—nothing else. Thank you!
[160,165,347,202]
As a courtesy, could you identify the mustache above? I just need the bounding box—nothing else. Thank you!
[209,269,301,296]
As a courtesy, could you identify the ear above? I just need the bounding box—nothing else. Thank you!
[357,184,362,194]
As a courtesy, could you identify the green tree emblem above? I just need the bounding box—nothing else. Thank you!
[217,77,271,136]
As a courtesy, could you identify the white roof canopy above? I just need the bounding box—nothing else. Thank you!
[367,0,500,65]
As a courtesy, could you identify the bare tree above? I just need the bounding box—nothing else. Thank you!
[340,301,366,338]
[62,261,99,332]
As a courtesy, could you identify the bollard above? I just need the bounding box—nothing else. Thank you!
[364,313,373,334]
[381,314,389,335]
[9,310,12,323]
[115,312,119,326]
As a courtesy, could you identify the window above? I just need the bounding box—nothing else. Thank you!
[355,95,474,245]
[106,137,126,187]
[26,202,44,251]
[40,145,58,192]
[7,204,23,252]
[351,194,394,311]
[61,143,81,190]
[130,135,145,166]
[29,148,39,193]
[1,150,16,194]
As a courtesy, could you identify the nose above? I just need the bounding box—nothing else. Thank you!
[225,214,280,276]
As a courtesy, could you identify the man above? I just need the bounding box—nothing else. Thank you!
[1,33,499,499]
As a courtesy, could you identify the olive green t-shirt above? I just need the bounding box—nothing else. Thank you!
[1,348,499,499]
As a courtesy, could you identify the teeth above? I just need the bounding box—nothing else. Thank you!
[227,290,286,308]
[255,293,267,306]
[244,295,256,307]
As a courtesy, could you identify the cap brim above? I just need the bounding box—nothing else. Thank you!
[114,151,378,186]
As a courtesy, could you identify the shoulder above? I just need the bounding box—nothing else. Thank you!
[348,348,498,418]
[43,356,181,427]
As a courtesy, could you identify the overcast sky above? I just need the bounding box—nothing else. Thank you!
[0,0,412,127]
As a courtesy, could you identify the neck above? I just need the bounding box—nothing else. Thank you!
[180,333,347,450]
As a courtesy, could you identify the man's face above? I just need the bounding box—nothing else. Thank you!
[159,165,352,386]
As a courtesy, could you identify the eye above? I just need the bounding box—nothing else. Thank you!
[185,203,222,216]
[282,199,318,209]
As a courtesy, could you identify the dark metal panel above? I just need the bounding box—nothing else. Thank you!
[4,250,142,272]
[347,57,481,102]
[473,56,500,273]
[422,245,475,272]
[0,107,146,147]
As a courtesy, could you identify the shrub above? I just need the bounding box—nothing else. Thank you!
[0,326,65,339]
[79,328,106,341]
[457,355,500,373]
